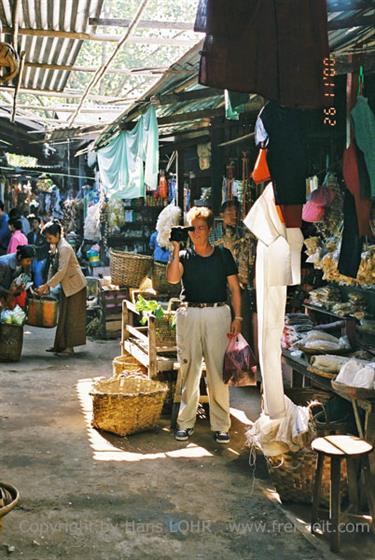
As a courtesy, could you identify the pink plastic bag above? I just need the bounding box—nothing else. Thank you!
[302,186,335,223]
[223,333,257,386]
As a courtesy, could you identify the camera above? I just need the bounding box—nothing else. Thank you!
[169,226,194,243]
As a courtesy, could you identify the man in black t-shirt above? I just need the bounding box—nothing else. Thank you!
[167,206,242,444]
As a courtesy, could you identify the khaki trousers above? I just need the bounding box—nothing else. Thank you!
[175,305,231,432]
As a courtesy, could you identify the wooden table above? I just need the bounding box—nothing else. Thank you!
[282,348,375,484]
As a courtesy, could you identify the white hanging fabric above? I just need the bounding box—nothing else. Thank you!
[243,183,304,419]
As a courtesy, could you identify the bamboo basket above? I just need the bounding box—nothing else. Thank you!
[90,374,168,436]
[0,324,23,362]
[267,387,348,505]
[110,249,152,288]
[267,448,347,506]
[112,353,147,377]
[0,482,19,519]
[152,262,181,296]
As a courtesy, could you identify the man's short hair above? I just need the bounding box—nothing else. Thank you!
[186,206,214,228]
[0,201,4,211]
[9,218,22,230]
[221,198,240,212]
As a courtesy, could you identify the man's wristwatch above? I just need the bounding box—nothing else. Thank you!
[234,316,243,321]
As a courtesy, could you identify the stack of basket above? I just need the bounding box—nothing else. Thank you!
[110,249,152,288]
[112,352,147,377]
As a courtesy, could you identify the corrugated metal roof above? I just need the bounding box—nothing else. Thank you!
[95,3,375,147]
[0,1,373,136]
[0,0,104,92]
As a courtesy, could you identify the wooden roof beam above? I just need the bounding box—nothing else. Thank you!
[153,87,223,106]
[68,0,151,127]
[1,26,195,46]
[0,86,134,102]
[148,108,225,126]
[22,61,174,76]
[3,104,128,113]
[89,17,192,31]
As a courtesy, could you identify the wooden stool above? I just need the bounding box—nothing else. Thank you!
[311,435,375,553]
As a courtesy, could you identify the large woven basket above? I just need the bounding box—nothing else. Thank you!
[90,375,168,436]
[112,353,147,377]
[152,262,181,296]
[267,387,348,505]
[110,249,152,288]
[267,447,347,506]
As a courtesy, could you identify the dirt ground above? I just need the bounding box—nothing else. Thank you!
[0,327,373,559]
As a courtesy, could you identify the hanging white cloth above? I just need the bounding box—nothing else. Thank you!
[244,183,304,419]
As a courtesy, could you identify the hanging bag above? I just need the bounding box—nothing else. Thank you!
[251,148,271,184]
[223,333,257,386]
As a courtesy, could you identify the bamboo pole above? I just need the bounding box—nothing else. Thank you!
[11,50,25,122]
[12,0,21,49]
[1,26,195,45]
[4,104,127,113]
[68,0,151,128]
[0,86,133,102]
[22,61,171,75]
[88,18,192,30]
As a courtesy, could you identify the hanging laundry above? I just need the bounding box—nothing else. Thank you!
[197,142,212,170]
[195,0,329,109]
[225,90,249,120]
[255,101,307,227]
[243,183,304,419]
[343,71,372,237]
[351,95,375,199]
[338,189,364,279]
[97,106,159,200]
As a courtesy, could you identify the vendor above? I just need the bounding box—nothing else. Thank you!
[27,215,50,288]
[149,230,170,263]
[212,199,257,346]
[167,206,241,444]
[0,245,35,304]
[36,220,87,357]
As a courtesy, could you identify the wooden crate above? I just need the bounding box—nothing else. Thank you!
[101,287,128,339]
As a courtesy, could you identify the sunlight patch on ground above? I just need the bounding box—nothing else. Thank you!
[76,377,213,462]
[229,407,254,426]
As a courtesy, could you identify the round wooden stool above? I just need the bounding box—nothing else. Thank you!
[311,434,374,553]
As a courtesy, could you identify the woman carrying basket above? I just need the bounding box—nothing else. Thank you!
[36,220,87,357]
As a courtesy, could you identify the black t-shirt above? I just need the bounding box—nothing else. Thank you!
[179,246,238,303]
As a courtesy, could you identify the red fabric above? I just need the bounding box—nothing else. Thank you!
[251,148,271,184]
[14,291,27,309]
[279,205,303,228]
